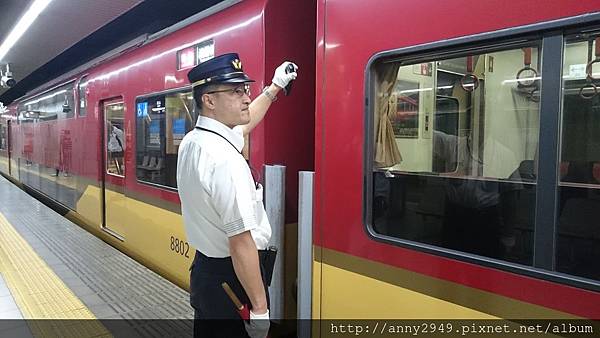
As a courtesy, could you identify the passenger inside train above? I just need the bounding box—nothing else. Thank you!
[107,120,125,175]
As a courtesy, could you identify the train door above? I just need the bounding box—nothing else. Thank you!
[102,98,127,239]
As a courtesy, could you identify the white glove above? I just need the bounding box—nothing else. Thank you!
[272,61,298,89]
[244,309,270,338]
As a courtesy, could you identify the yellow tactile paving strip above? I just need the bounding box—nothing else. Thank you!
[0,212,112,338]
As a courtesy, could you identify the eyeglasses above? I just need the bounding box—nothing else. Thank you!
[205,84,251,97]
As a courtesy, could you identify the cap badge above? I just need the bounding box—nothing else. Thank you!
[232,59,243,70]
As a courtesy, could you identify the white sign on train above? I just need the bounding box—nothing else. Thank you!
[569,64,586,79]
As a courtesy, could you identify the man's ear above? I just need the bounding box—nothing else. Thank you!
[202,93,215,110]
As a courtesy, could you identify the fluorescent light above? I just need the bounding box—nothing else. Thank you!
[0,0,53,62]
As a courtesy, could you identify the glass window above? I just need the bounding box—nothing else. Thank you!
[135,89,196,188]
[21,82,75,122]
[105,102,125,176]
[370,42,541,265]
[557,34,600,280]
[0,123,6,150]
[78,76,88,117]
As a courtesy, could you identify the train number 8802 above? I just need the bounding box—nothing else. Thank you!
[170,236,190,258]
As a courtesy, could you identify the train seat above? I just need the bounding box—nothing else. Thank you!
[557,197,600,273]
[560,161,570,179]
[511,160,536,182]
[139,155,150,168]
[562,161,597,184]
[558,198,600,239]
[149,157,164,181]
[416,183,446,219]
[154,157,164,170]
[139,156,156,170]
[505,160,537,231]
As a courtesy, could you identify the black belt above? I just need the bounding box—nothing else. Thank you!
[192,247,277,287]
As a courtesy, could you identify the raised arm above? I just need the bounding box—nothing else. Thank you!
[242,61,298,136]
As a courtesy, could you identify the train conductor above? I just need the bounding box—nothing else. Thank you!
[176,53,298,338]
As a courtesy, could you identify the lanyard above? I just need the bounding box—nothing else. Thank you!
[195,126,260,188]
[195,126,242,155]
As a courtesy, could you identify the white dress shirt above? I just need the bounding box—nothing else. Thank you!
[176,116,271,257]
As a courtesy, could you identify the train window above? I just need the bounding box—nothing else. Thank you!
[78,76,88,117]
[0,124,6,150]
[556,34,600,280]
[105,102,125,176]
[135,89,197,188]
[370,42,541,265]
[21,82,75,122]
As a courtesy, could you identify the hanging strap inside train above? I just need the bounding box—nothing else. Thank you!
[460,55,479,92]
[580,37,600,100]
[516,47,538,88]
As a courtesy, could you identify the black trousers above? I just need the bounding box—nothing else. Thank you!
[190,250,269,338]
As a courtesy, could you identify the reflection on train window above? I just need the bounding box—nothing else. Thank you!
[19,82,75,123]
[105,102,125,176]
[556,34,600,281]
[78,76,88,117]
[135,89,197,188]
[371,43,541,266]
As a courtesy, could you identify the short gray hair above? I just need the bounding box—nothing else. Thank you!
[192,84,219,113]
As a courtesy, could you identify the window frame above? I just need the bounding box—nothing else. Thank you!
[363,14,600,292]
[134,85,195,191]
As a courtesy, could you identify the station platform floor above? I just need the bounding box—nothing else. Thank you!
[0,174,193,337]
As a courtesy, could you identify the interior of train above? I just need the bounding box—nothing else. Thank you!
[135,89,196,188]
[372,34,600,281]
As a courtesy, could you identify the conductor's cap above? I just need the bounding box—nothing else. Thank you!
[187,53,254,88]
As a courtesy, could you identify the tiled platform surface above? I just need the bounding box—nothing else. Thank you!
[0,174,193,337]
[0,275,24,319]
[0,275,34,338]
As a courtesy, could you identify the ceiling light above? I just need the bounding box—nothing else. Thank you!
[0,0,53,62]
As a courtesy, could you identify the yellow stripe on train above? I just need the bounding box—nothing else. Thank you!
[74,184,193,289]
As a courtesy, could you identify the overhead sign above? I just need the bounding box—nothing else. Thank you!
[178,46,196,70]
[197,40,215,63]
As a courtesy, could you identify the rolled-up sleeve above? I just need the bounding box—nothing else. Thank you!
[209,158,257,237]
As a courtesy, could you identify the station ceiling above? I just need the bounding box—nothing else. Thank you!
[0,0,225,105]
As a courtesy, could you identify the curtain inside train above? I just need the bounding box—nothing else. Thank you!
[374,64,403,168]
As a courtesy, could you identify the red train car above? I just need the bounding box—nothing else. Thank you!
[1,0,600,336]
[312,0,600,331]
